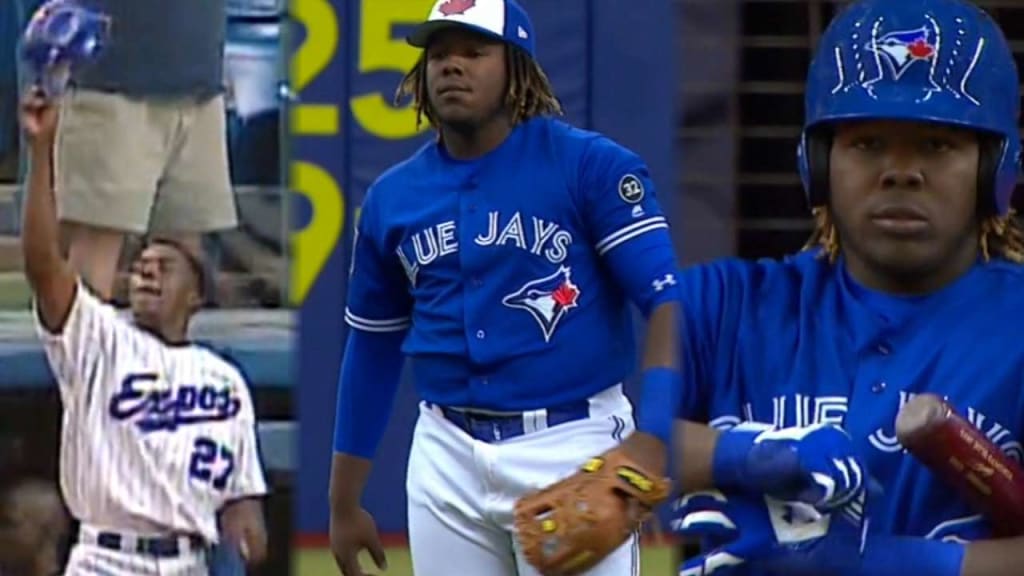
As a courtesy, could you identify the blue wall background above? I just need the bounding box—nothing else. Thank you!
[292,0,678,535]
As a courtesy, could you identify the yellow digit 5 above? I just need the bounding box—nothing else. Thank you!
[350,0,434,140]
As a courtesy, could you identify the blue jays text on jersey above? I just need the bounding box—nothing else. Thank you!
[676,248,1024,545]
[108,372,243,433]
[343,116,679,411]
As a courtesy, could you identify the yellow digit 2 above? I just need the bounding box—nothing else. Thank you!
[350,0,434,140]
[291,0,339,134]
[289,0,344,305]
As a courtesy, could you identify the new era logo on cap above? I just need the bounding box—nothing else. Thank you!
[408,0,536,57]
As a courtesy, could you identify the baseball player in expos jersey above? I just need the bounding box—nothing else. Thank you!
[657,0,1024,575]
[18,85,269,574]
[330,0,686,575]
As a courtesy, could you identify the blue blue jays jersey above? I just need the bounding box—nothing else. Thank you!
[344,117,678,411]
[678,249,1024,549]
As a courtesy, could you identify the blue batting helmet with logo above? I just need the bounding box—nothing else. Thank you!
[21,0,110,98]
[797,0,1022,215]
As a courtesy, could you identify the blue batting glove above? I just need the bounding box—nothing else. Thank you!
[673,489,853,576]
[673,489,966,576]
[713,423,871,512]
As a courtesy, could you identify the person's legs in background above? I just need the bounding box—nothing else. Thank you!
[53,88,169,299]
[148,93,238,303]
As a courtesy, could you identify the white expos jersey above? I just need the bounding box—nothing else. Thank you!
[36,282,268,542]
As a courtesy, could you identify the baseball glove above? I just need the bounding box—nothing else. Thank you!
[513,447,672,576]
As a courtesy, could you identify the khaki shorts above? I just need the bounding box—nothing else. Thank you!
[54,88,238,234]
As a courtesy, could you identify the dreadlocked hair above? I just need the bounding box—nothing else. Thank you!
[802,206,1024,264]
[394,45,563,130]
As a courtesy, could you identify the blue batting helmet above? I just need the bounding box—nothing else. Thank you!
[797,0,1022,215]
[21,0,110,98]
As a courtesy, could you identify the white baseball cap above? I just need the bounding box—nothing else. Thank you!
[407,0,536,57]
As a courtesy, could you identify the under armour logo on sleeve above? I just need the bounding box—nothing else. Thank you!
[652,274,677,292]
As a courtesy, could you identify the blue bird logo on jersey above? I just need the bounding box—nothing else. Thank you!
[865,24,938,81]
[502,266,581,342]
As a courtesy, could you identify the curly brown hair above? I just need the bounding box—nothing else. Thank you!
[802,206,1024,264]
[394,45,563,130]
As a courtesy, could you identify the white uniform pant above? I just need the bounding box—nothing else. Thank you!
[64,525,209,576]
[407,384,641,576]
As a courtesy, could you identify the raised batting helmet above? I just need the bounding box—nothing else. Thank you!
[21,0,110,98]
[798,0,1022,215]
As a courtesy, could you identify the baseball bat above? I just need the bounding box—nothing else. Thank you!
[895,393,1024,537]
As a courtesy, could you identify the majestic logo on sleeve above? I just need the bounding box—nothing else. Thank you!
[502,266,581,342]
[866,24,938,80]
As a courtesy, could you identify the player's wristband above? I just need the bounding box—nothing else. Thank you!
[710,428,761,491]
[857,535,965,576]
[636,367,681,447]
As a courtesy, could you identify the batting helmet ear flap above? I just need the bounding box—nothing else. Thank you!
[976,135,1006,218]
[798,127,834,210]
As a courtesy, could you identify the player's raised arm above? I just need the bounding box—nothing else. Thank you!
[329,185,411,576]
[19,90,77,334]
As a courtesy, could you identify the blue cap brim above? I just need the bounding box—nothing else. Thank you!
[406,20,506,48]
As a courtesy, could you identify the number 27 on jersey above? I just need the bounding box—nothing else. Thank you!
[188,436,235,491]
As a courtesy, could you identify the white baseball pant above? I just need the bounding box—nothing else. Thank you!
[406,384,642,576]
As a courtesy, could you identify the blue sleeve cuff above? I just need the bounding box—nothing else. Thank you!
[859,535,965,576]
[332,328,406,458]
[600,237,680,318]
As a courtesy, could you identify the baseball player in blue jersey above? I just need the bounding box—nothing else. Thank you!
[329,0,682,575]
[661,0,1024,575]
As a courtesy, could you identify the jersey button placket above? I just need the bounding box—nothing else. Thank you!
[461,173,487,367]
[872,339,891,393]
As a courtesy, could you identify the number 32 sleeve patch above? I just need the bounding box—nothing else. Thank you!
[618,174,645,204]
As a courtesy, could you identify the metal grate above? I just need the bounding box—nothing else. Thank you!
[729,0,1024,260]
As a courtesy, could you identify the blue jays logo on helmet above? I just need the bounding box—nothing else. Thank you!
[798,0,1022,215]
[866,23,939,83]
[502,267,581,343]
